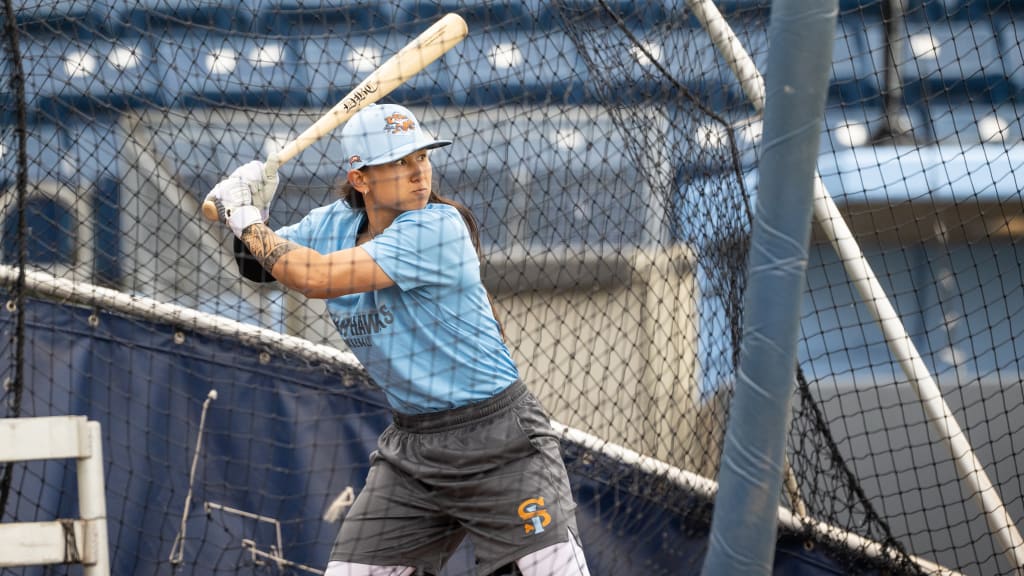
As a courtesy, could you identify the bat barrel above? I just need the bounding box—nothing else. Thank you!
[200,13,468,223]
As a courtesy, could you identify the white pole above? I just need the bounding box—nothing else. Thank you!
[684,0,1024,571]
[811,175,1024,572]
[78,421,110,576]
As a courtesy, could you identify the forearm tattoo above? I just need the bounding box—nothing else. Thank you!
[241,224,301,274]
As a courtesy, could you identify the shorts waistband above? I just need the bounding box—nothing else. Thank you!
[391,380,528,432]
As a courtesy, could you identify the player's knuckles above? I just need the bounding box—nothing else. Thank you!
[221,178,253,204]
[229,160,264,183]
[231,162,274,204]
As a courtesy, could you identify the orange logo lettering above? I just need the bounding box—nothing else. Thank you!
[384,113,416,134]
[517,497,552,535]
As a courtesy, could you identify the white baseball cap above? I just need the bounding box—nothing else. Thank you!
[340,103,451,170]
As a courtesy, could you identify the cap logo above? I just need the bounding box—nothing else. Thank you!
[347,155,362,166]
[384,113,416,135]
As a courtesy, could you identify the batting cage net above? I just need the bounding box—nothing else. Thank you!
[2,0,1023,574]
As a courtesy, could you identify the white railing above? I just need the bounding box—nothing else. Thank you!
[0,416,110,575]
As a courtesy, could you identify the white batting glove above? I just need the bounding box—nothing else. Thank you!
[229,160,279,213]
[204,176,265,238]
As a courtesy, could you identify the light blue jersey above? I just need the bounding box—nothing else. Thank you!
[276,201,520,414]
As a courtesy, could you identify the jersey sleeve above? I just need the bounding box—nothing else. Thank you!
[275,213,317,246]
[362,205,476,291]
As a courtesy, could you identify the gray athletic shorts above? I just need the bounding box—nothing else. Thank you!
[330,380,580,575]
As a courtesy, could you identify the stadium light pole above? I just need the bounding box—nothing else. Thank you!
[700,0,837,574]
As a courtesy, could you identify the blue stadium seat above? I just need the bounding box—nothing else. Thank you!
[115,0,256,35]
[444,29,588,106]
[252,0,395,36]
[7,0,110,38]
[863,14,1010,103]
[535,0,669,30]
[395,0,537,34]
[19,35,164,115]
[299,32,451,108]
[149,29,306,108]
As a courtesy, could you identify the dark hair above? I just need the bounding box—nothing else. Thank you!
[338,174,503,336]
[339,176,483,258]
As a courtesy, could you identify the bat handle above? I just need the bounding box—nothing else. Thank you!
[201,199,219,222]
[257,154,282,208]
[201,154,281,222]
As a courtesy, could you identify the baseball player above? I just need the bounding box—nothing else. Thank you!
[205,103,590,576]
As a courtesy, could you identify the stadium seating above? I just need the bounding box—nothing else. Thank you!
[148,28,306,108]
[395,0,539,33]
[298,31,451,108]
[115,0,256,35]
[535,0,669,30]
[444,29,589,106]
[253,0,395,36]
[17,35,165,115]
[5,0,1019,113]
[5,0,111,38]
[251,1,453,108]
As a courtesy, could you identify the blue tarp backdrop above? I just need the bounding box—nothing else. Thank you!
[0,296,878,575]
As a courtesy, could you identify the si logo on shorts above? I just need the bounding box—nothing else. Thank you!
[517,497,551,535]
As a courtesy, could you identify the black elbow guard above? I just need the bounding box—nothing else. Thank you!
[234,236,276,283]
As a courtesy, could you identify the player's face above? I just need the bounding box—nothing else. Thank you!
[364,150,434,213]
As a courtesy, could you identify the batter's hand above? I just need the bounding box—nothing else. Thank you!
[204,175,265,238]
[229,160,279,211]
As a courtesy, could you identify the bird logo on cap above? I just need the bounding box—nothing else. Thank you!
[384,113,416,134]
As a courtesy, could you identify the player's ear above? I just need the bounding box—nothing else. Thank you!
[347,169,369,193]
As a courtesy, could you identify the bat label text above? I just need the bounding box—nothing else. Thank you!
[343,82,380,113]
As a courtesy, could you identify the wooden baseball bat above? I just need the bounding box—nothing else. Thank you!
[202,13,468,221]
